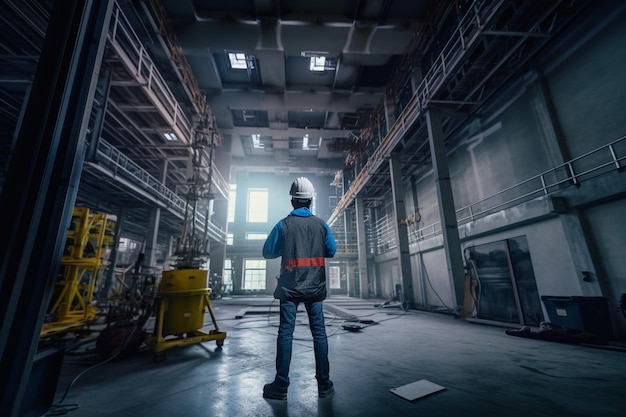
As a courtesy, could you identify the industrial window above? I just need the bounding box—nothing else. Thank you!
[118,237,137,252]
[328,266,341,289]
[246,232,267,240]
[223,259,232,289]
[243,259,266,290]
[226,233,233,245]
[227,184,236,223]
[247,188,268,223]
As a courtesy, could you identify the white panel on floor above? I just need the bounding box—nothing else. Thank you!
[390,379,446,401]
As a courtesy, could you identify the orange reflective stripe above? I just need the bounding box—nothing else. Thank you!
[284,257,325,270]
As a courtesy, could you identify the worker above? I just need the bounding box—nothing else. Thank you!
[262,177,337,400]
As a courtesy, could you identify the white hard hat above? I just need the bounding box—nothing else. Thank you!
[290,177,314,200]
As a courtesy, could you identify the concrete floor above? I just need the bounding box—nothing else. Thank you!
[45,296,625,417]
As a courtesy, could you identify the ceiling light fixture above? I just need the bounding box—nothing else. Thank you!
[163,132,178,141]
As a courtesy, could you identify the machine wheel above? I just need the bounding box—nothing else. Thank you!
[216,339,224,348]
[153,352,166,363]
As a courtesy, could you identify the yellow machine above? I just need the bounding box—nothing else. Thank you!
[41,207,115,338]
[130,116,226,360]
[145,268,226,361]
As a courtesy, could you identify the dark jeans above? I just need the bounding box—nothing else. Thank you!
[273,300,330,388]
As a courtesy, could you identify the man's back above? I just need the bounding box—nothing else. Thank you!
[265,207,335,302]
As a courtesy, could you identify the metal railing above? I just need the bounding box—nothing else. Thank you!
[94,138,226,241]
[335,243,358,255]
[107,1,229,202]
[329,0,507,226]
[108,0,193,144]
[409,135,626,245]
[97,138,186,212]
[373,214,397,254]
[210,165,230,201]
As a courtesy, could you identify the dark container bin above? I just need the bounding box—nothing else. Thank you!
[540,295,613,339]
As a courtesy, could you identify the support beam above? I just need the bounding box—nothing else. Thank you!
[343,207,355,296]
[145,208,162,268]
[355,198,369,299]
[86,67,112,161]
[145,159,167,268]
[426,108,465,309]
[389,154,414,306]
[0,2,113,416]
[100,208,125,298]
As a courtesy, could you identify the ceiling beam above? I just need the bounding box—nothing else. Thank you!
[225,126,352,139]
[230,154,342,174]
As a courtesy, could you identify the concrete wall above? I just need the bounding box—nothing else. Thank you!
[545,6,626,156]
[582,199,626,337]
[368,2,626,338]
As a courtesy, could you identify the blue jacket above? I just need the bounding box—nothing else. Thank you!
[263,207,336,302]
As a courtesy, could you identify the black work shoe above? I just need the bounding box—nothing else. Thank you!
[263,382,288,400]
[318,380,334,398]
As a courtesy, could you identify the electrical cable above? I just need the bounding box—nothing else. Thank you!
[43,324,140,416]
[463,248,480,317]
[411,227,462,316]
[222,298,375,340]
[419,258,458,314]
[466,251,482,317]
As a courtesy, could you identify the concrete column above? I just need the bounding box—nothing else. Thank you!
[210,243,226,287]
[389,154,415,306]
[100,208,125,297]
[233,256,244,293]
[560,212,603,297]
[145,208,161,269]
[528,70,606,298]
[234,172,249,242]
[343,208,353,296]
[426,108,465,308]
[167,235,176,268]
[355,198,369,298]
[145,160,167,268]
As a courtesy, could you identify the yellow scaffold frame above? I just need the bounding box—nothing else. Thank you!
[41,207,115,338]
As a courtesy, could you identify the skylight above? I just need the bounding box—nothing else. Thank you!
[163,132,178,141]
[228,52,247,69]
[310,56,326,72]
[301,134,321,151]
[252,134,263,149]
